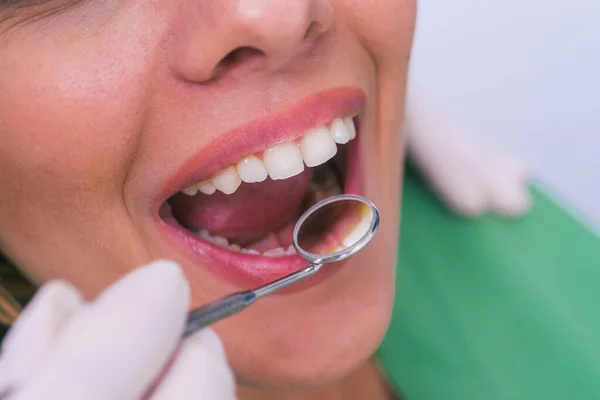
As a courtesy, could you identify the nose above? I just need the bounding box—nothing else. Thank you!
[170,0,334,82]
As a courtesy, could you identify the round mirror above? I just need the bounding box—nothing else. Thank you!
[293,194,379,265]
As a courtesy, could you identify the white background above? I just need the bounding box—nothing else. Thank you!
[410,0,600,227]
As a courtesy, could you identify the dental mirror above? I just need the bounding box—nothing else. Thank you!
[184,194,380,337]
[293,194,379,265]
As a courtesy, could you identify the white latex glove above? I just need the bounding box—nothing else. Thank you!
[406,90,532,217]
[0,260,236,400]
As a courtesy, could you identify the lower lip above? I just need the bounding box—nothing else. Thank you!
[157,123,364,291]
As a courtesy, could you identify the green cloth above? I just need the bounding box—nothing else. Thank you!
[379,165,600,399]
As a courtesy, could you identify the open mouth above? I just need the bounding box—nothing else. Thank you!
[157,89,365,286]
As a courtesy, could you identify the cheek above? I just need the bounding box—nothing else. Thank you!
[0,16,159,285]
[338,0,416,63]
[0,48,146,194]
[0,5,165,212]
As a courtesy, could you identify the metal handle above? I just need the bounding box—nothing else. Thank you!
[184,291,256,337]
[183,264,321,337]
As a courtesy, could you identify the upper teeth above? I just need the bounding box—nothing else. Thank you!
[182,116,356,196]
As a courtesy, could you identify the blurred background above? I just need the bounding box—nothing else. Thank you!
[410,0,600,228]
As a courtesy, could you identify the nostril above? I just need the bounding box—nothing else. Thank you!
[208,47,265,81]
[219,46,264,69]
[304,22,318,40]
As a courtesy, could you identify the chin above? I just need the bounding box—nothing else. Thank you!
[242,294,394,388]
[220,239,397,388]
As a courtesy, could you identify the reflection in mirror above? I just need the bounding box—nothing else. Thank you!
[296,197,375,258]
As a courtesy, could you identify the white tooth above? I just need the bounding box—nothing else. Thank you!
[210,235,229,248]
[300,126,337,167]
[182,184,199,196]
[198,229,211,239]
[330,118,351,144]
[285,245,296,255]
[263,247,286,257]
[241,249,260,255]
[236,156,268,183]
[198,180,217,195]
[229,244,242,252]
[263,142,304,180]
[212,166,242,194]
[342,209,373,249]
[344,117,356,140]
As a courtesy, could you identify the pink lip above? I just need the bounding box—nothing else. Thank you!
[155,87,366,289]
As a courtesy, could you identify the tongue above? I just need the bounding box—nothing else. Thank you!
[170,169,312,243]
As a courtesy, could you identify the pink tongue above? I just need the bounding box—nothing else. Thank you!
[170,169,312,243]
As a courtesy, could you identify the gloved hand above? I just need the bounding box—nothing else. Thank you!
[406,90,532,218]
[0,260,236,400]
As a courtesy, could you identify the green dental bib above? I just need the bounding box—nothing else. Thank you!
[380,165,600,399]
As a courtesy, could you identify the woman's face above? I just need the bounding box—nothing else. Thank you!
[0,0,415,389]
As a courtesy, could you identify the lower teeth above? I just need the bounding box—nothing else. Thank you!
[192,163,343,257]
[195,228,296,257]
[241,248,260,255]
[263,247,286,257]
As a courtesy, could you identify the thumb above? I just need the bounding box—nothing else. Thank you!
[0,281,83,394]
[13,260,190,400]
[151,328,237,400]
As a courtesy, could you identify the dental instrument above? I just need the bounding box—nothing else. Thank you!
[183,194,380,337]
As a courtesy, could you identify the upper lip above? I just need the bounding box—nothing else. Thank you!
[155,86,366,209]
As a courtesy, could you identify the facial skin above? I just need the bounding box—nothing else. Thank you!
[0,0,415,394]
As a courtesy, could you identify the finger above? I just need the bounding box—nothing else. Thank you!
[13,260,190,400]
[423,160,488,217]
[487,177,532,217]
[151,329,237,400]
[408,133,489,217]
[0,281,83,393]
[486,159,533,217]
[495,151,530,183]
[1,281,83,353]
[436,176,487,216]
